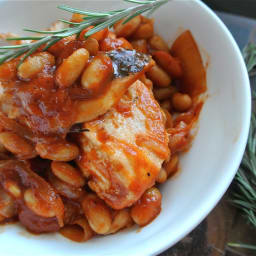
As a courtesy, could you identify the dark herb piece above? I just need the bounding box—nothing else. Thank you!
[107,48,151,78]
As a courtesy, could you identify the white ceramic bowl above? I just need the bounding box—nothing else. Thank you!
[0,0,251,255]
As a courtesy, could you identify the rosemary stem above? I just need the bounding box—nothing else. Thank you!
[0,0,171,65]
[228,243,256,250]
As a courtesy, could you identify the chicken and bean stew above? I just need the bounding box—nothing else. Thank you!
[0,12,206,242]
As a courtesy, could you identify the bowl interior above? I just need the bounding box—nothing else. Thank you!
[0,1,251,256]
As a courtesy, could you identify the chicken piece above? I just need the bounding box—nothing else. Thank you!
[77,80,170,209]
[74,49,155,123]
[0,49,154,138]
[0,160,64,227]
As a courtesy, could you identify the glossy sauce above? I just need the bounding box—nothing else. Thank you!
[171,30,207,97]
[167,102,204,154]
[131,187,162,226]
[18,204,60,233]
[0,47,151,144]
[0,19,207,242]
[59,224,86,242]
[1,64,74,137]
[78,80,170,210]
[115,100,132,117]
[0,160,64,232]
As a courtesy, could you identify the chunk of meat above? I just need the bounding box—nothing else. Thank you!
[74,49,155,123]
[0,49,154,138]
[18,205,60,234]
[0,160,64,227]
[77,80,169,209]
[0,186,17,218]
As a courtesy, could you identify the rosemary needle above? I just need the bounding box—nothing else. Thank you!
[229,43,256,251]
[243,43,256,75]
[0,0,170,66]
[228,243,256,251]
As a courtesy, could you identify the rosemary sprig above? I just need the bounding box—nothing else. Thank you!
[0,0,170,66]
[243,42,256,76]
[230,43,256,227]
[231,113,256,227]
[229,43,256,251]
[228,243,256,250]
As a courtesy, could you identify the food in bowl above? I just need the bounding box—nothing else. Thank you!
[0,7,206,242]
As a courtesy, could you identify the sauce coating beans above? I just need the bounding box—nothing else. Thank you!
[0,187,16,218]
[0,160,64,229]
[172,93,192,112]
[60,218,94,242]
[132,20,154,39]
[164,154,179,177]
[146,64,171,87]
[56,48,89,88]
[100,37,133,51]
[48,171,84,200]
[0,11,206,242]
[0,59,18,80]
[82,194,112,234]
[3,180,21,198]
[114,15,141,38]
[51,161,85,187]
[153,87,176,101]
[81,54,113,92]
[82,38,99,56]
[161,100,172,112]
[131,39,148,53]
[153,51,183,78]
[149,35,169,52]
[107,209,133,234]
[24,188,56,218]
[18,52,55,80]
[131,187,162,226]
[0,132,35,159]
[36,141,79,161]
[156,168,167,183]
[162,108,173,129]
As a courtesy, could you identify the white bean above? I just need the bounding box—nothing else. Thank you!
[51,161,85,187]
[55,48,89,88]
[82,194,112,234]
[18,52,55,80]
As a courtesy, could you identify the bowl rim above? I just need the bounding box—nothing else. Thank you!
[150,0,251,255]
[0,0,252,255]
